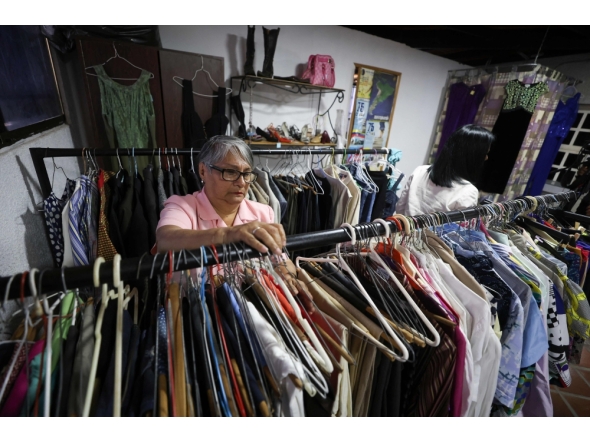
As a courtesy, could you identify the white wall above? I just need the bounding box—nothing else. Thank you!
[0,125,79,276]
[159,25,466,178]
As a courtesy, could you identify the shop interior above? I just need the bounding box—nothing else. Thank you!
[1,25,590,418]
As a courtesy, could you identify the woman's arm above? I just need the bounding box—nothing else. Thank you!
[156,221,286,255]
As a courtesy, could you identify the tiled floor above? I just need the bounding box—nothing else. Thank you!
[551,344,590,416]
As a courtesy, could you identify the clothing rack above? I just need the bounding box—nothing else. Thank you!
[0,191,576,301]
[30,147,389,201]
[550,209,590,226]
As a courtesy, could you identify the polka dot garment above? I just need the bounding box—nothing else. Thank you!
[44,179,76,267]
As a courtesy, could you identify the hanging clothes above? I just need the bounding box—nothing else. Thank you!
[181,79,207,149]
[480,80,549,194]
[93,65,157,173]
[436,82,487,157]
[525,93,581,196]
[204,88,229,138]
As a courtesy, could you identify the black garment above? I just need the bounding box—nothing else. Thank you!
[58,323,79,417]
[368,171,390,221]
[182,297,203,417]
[129,324,156,417]
[95,310,133,417]
[180,175,189,196]
[171,166,181,196]
[121,324,140,416]
[164,168,174,198]
[312,171,334,230]
[124,175,150,257]
[118,174,135,236]
[181,79,206,149]
[186,170,202,194]
[480,108,532,194]
[107,172,127,258]
[205,88,229,138]
[142,164,159,246]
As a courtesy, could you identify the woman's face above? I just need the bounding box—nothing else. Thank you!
[199,151,252,208]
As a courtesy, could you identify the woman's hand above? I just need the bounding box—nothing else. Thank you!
[222,221,286,256]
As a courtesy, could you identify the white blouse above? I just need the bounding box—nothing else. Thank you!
[396,165,478,216]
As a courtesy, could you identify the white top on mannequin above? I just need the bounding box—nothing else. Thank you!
[396,165,478,216]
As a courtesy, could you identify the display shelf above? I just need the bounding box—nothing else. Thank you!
[231,75,344,96]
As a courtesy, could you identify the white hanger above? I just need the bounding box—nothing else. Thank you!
[248,258,328,396]
[173,55,233,98]
[83,257,115,417]
[368,219,440,347]
[113,254,124,417]
[85,42,154,81]
[296,224,410,362]
[0,273,34,404]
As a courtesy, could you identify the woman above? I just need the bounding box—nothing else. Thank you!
[396,124,494,216]
[156,136,309,306]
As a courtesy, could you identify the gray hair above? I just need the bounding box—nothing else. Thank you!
[197,136,254,169]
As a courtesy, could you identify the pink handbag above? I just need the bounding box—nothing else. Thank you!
[301,55,336,87]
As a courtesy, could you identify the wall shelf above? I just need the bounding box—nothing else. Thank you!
[231,75,344,97]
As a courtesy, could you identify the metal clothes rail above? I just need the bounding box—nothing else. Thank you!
[30,147,387,201]
[0,191,576,301]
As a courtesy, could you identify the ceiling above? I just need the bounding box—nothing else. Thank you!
[343,26,590,66]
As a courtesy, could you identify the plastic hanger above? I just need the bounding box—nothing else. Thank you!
[173,55,232,98]
[296,224,410,362]
[85,42,154,81]
[83,257,115,417]
[112,254,125,417]
[40,268,68,417]
[368,219,440,347]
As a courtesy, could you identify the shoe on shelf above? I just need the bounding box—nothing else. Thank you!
[280,122,294,141]
[256,127,277,142]
[300,124,311,143]
[321,131,331,144]
[310,134,322,144]
[289,125,301,141]
[267,124,292,144]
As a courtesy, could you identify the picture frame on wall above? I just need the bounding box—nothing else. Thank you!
[348,63,401,150]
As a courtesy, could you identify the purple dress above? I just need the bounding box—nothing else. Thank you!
[437,82,487,157]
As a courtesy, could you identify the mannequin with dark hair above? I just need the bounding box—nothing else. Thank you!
[397,124,495,216]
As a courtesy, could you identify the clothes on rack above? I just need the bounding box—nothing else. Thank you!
[436,82,486,158]
[4,193,588,417]
[396,164,478,216]
[524,93,581,196]
[181,79,207,149]
[480,80,549,194]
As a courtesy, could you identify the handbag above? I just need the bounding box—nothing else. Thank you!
[301,55,336,87]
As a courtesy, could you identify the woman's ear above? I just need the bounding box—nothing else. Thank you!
[198,162,207,179]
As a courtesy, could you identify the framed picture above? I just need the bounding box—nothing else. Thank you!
[348,64,401,150]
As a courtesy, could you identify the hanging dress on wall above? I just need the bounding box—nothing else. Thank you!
[93,65,157,173]
[436,82,487,157]
[480,80,549,194]
[524,92,581,196]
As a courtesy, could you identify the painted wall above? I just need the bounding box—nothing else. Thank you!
[538,52,590,104]
[0,124,79,276]
[159,25,466,179]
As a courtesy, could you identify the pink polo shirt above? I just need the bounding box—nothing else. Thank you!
[152,190,275,253]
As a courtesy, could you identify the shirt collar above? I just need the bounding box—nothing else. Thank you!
[195,189,258,226]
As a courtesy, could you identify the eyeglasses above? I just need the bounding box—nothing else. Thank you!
[208,164,258,183]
